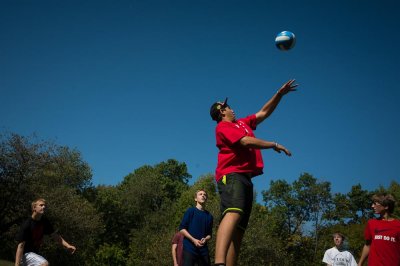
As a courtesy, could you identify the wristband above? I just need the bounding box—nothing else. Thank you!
[275,142,279,148]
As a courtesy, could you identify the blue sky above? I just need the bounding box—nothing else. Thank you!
[1,0,399,201]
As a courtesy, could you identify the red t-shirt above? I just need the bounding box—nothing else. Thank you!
[214,114,264,181]
[171,232,184,266]
[364,218,400,266]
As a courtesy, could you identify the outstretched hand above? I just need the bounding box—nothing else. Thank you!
[66,245,76,254]
[277,79,298,96]
[273,143,292,156]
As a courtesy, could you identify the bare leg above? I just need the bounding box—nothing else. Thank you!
[214,212,242,265]
[226,228,244,266]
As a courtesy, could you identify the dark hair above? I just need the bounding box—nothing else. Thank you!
[210,98,229,122]
[372,193,396,214]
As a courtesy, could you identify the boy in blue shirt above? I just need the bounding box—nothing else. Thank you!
[179,189,213,266]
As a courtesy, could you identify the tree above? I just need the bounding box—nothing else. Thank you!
[0,133,101,264]
[127,174,217,265]
[262,173,333,264]
[327,184,373,224]
[239,203,292,265]
[88,159,193,263]
[387,181,400,217]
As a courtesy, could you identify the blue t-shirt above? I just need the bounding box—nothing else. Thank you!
[179,207,213,256]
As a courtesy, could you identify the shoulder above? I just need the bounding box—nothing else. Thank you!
[172,232,183,243]
[368,218,390,226]
[20,218,32,229]
[238,114,256,123]
[184,207,196,215]
[325,247,336,253]
[238,115,257,129]
[216,121,235,130]
[343,250,355,257]
[41,216,53,225]
[199,209,213,218]
[322,247,335,262]
[324,247,338,256]
[367,218,377,226]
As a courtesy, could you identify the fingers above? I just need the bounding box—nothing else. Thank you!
[275,145,292,156]
[284,149,292,156]
[70,245,76,254]
[287,79,298,90]
[278,79,298,95]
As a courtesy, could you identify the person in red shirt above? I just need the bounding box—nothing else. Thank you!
[172,230,184,266]
[209,79,298,266]
[358,193,400,266]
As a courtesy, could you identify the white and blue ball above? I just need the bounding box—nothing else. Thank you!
[275,31,296,51]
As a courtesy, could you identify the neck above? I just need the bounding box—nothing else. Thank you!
[196,203,204,211]
[31,212,42,221]
[221,117,235,123]
[381,213,393,221]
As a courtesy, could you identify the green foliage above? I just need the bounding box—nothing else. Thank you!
[2,132,400,265]
[0,133,101,264]
[125,174,218,266]
[91,185,128,245]
[240,204,290,265]
[92,243,127,266]
[326,184,373,227]
[40,186,103,264]
[262,173,333,264]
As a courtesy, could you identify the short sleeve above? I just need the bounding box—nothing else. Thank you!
[364,220,372,241]
[322,249,331,264]
[15,220,29,243]
[179,208,193,231]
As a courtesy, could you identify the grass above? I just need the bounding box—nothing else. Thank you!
[0,259,14,266]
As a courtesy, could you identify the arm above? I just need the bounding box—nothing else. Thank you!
[52,233,76,254]
[239,136,291,156]
[180,229,204,247]
[255,79,298,125]
[358,243,370,266]
[171,243,179,266]
[322,249,331,266]
[15,242,25,266]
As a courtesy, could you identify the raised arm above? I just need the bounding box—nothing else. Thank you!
[255,79,298,125]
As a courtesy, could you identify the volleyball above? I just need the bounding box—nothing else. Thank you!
[275,31,296,51]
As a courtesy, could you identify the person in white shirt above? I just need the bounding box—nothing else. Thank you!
[322,232,357,266]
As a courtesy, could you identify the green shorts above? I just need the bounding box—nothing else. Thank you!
[217,172,253,231]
